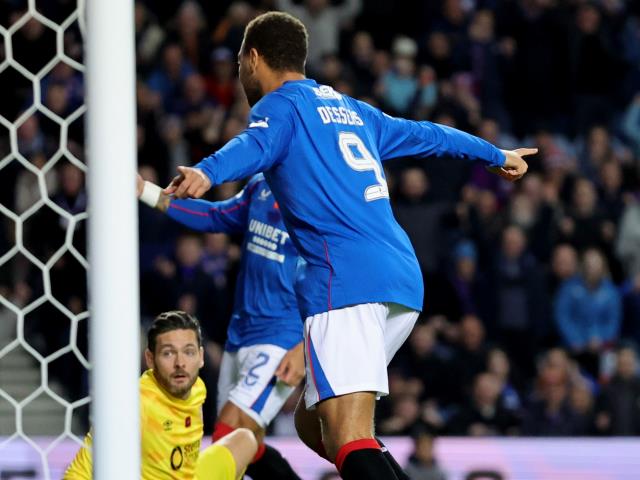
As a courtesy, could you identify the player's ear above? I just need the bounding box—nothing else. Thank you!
[249,48,260,71]
[144,348,154,370]
[198,346,204,369]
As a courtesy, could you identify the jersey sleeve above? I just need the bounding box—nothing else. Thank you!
[356,100,505,167]
[195,94,294,185]
[63,432,93,480]
[166,178,262,234]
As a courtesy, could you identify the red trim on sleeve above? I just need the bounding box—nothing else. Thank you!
[169,203,210,217]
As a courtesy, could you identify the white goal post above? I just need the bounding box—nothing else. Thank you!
[86,0,140,478]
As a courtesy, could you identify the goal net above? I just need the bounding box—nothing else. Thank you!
[0,0,90,478]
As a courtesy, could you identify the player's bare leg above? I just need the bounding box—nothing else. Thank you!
[294,389,325,457]
[316,391,399,479]
[216,401,265,442]
[215,401,301,479]
[296,391,408,478]
[316,391,376,461]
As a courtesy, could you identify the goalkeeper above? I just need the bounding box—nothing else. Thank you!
[64,310,256,480]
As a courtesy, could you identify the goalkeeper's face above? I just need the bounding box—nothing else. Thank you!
[146,328,204,400]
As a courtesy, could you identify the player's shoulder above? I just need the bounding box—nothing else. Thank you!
[188,376,206,407]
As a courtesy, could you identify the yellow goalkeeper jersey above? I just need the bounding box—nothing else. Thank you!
[64,369,206,479]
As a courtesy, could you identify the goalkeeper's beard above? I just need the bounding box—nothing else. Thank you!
[155,367,197,399]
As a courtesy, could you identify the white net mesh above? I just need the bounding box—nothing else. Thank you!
[0,0,89,478]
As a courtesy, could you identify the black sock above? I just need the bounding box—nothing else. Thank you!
[340,448,400,480]
[245,444,301,480]
[375,437,409,480]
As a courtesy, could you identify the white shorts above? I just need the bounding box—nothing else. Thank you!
[304,302,419,408]
[217,343,297,428]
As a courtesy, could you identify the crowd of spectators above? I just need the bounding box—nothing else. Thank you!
[1,0,640,446]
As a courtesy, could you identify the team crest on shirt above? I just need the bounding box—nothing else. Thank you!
[258,189,272,201]
[163,419,173,431]
[185,416,191,427]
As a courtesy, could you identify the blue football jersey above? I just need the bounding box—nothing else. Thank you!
[196,79,506,318]
[166,174,302,351]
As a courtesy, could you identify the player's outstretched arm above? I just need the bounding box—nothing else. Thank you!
[357,99,536,180]
[163,165,212,199]
[167,94,294,199]
[138,174,250,234]
[138,174,171,212]
[486,148,536,182]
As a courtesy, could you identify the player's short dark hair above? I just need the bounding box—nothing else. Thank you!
[241,11,307,73]
[147,310,202,353]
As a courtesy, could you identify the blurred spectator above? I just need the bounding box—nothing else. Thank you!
[275,0,362,71]
[404,426,447,480]
[557,178,612,252]
[14,152,57,215]
[569,380,596,435]
[435,240,491,323]
[160,116,190,184]
[205,47,237,108]
[595,345,640,435]
[169,0,211,71]
[379,393,421,435]
[134,1,166,74]
[577,126,632,182]
[622,93,640,155]
[456,9,508,123]
[523,349,582,436]
[621,274,640,345]
[378,37,418,115]
[147,43,195,112]
[18,116,47,159]
[554,248,622,377]
[176,73,221,160]
[211,1,253,55]
[450,315,488,402]
[12,17,56,74]
[569,4,625,133]
[461,188,502,269]
[447,372,519,436]
[597,160,626,223]
[616,201,640,278]
[491,225,548,376]
[348,31,377,97]
[419,31,455,80]
[547,243,579,296]
[486,347,522,412]
[396,322,451,405]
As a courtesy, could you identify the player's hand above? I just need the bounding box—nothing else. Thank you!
[487,148,537,182]
[275,341,304,387]
[164,166,212,199]
[136,174,144,197]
